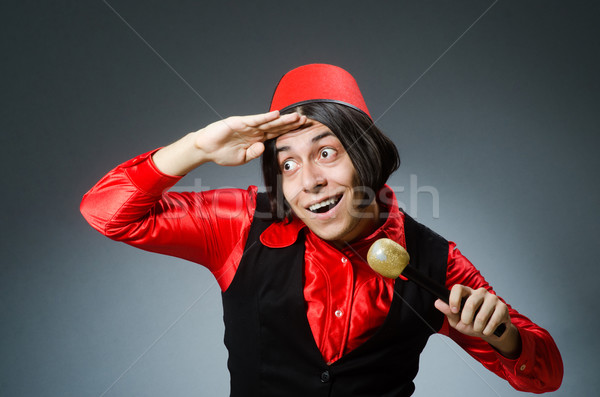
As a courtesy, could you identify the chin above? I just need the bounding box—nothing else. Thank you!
[308,220,357,244]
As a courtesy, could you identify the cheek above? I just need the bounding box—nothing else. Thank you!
[335,156,356,180]
[330,163,358,188]
[281,177,300,206]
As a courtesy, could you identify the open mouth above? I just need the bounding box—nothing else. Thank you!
[307,195,343,214]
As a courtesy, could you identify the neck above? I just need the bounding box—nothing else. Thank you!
[332,199,382,249]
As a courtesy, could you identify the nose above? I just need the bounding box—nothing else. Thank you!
[301,162,326,193]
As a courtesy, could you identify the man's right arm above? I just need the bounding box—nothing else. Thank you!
[79,148,258,290]
[80,111,306,289]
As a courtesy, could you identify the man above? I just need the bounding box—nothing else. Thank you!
[81,64,562,396]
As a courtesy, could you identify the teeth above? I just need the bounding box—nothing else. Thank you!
[308,197,339,212]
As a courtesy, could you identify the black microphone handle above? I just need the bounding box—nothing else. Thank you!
[400,265,506,337]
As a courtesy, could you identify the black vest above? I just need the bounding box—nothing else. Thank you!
[222,193,448,396]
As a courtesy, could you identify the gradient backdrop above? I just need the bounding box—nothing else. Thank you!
[2,1,598,396]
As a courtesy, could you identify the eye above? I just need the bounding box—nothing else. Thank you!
[281,159,298,172]
[319,148,336,161]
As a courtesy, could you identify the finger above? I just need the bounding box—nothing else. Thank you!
[472,293,497,333]
[434,299,461,329]
[460,290,485,326]
[255,113,305,133]
[435,299,467,334]
[242,110,281,127]
[221,114,301,146]
[262,116,308,140]
[483,301,508,337]
[434,299,453,317]
[245,141,265,162]
[448,284,470,314]
[242,110,303,130]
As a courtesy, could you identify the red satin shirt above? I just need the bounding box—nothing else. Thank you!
[81,149,563,392]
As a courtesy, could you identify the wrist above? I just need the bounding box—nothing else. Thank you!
[485,323,522,359]
[152,132,210,176]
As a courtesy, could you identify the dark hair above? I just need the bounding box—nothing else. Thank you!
[261,102,400,222]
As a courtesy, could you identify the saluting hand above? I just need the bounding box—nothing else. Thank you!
[152,111,307,176]
[195,111,307,166]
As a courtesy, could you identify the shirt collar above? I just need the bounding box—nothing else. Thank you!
[260,185,405,248]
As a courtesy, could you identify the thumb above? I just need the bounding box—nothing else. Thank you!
[434,299,453,316]
[245,142,265,162]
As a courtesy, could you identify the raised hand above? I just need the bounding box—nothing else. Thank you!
[152,111,307,176]
[196,111,307,166]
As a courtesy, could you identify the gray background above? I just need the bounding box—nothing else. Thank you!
[1,1,598,396]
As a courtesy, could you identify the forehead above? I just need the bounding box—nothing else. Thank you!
[275,120,339,151]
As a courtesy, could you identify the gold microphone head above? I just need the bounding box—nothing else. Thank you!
[367,238,410,279]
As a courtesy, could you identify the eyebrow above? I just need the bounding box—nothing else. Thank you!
[275,131,334,154]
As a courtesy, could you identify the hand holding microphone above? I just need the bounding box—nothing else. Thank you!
[367,238,506,338]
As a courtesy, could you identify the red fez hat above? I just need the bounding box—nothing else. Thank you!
[269,64,371,118]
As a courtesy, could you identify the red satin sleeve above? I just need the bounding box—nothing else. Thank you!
[439,242,563,392]
[80,149,256,290]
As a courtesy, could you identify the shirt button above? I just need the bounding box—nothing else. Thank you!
[321,370,330,383]
[520,364,527,371]
[341,257,348,263]
[335,309,343,318]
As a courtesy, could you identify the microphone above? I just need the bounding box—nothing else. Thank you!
[367,238,506,337]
